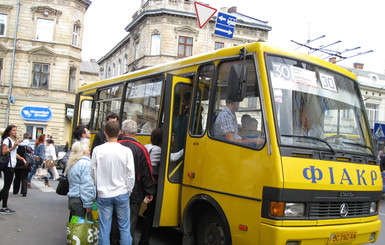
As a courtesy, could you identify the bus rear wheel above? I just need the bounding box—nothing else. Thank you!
[196,211,229,245]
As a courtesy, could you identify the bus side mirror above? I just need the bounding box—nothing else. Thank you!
[227,64,247,102]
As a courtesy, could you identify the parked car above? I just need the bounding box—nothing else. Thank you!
[57,150,70,170]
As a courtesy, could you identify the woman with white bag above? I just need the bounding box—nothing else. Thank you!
[45,139,59,180]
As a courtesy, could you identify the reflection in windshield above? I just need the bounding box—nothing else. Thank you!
[268,56,372,154]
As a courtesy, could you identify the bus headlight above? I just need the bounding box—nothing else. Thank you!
[370,202,377,214]
[270,202,305,217]
[284,203,305,217]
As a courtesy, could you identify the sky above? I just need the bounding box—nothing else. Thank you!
[82,0,385,74]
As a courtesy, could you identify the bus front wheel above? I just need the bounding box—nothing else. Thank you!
[196,210,229,245]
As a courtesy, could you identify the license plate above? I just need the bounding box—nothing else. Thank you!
[329,232,357,244]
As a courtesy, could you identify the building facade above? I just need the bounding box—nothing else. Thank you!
[97,0,272,79]
[0,0,91,144]
[346,63,385,151]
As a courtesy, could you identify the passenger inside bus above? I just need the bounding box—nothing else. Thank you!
[294,104,325,138]
[213,99,264,146]
[141,107,158,134]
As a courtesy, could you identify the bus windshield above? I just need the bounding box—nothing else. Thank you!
[267,55,372,155]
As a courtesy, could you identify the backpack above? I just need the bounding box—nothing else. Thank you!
[0,138,12,171]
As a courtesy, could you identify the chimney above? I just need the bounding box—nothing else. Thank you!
[228,6,237,13]
[353,63,364,69]
[90,59,96,63]
[329,57,336,64]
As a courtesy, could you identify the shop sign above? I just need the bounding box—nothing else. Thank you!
[21,106,52,121]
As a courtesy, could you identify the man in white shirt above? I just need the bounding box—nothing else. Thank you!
[91,121,135,244]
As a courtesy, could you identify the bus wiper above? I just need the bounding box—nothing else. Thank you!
[281,134,336,154]
[341,141,375,157]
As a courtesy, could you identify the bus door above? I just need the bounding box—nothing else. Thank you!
[154,74,193,226]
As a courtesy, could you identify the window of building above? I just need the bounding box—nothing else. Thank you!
[36,18,54,42]
[32,63,50,88]
[0,14,7,37]
[123,55,128,73]
[117,59,121,75]
[72,24,80,47]
[26,125,45,140]
[112,63,115,77]
[108,67,111,78]
[151,34,161,55]
[68,67,76,92]
[215,42,224,50]
[366,103,378,127]
[135,41,140,60]
[178,36,193,57]
[0,58,3,83]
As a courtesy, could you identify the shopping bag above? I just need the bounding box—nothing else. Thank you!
[36,167,48,178]
[66,216,99,245]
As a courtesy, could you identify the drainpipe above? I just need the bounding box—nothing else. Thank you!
[6,0,21,127]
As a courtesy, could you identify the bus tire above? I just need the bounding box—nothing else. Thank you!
[196,210,229,245]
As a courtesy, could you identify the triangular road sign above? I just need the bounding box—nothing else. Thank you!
[194,2,217,29]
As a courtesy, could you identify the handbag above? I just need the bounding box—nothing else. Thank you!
[36,166,48,178]
[66,215,99,245]
[0,139,11,171]
[46,159,55,168]
[56,175,69,195]
[24,152,36,166]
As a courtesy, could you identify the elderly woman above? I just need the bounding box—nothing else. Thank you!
[66,140,96,218]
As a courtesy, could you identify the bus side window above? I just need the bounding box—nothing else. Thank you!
[79,100,92,128]
[190,63,214,136]
[92,84,123,132]
[122,75,163,134]
[211,59,265,149]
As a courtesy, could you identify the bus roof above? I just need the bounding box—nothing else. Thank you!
[78,42,356,92]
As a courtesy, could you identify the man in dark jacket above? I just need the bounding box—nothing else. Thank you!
[110,119,155,245]
[91,112,120,155]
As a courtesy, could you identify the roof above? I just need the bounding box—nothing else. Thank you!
[125,8,272,32]
[343,66,385,88]
[80,61,99,74]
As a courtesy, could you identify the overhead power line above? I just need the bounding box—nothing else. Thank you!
[291,36,373,62]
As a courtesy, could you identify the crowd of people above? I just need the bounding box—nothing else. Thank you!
[0,125,62,215]
[0,116,166,244]
[67,114,163,244]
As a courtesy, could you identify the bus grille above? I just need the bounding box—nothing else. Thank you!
[309,202,370,218]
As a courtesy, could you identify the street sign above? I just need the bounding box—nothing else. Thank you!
[215,12,236,39]
[374,123,385,140]
[194,2,217,29]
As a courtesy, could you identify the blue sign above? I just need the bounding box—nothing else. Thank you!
[21,106,52,122]
[214,12,236,39]
[374,123,385,140]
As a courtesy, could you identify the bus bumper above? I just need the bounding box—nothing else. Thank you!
[259,220,381,245]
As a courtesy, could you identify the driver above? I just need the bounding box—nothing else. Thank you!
[295,105,324,138]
